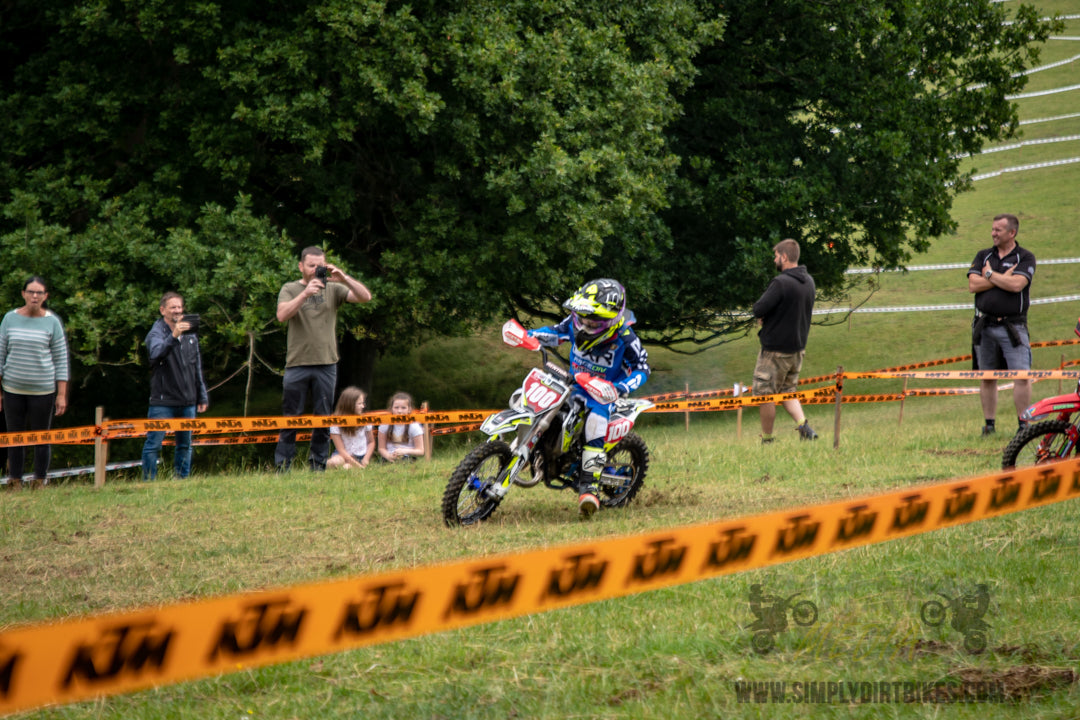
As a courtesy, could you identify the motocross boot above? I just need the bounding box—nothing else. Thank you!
[578,445,605,518]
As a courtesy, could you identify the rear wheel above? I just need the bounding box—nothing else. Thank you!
[920,600,946,627]
[442,441,511,527]
[1002,420,1077,469]
[599,432,648,508]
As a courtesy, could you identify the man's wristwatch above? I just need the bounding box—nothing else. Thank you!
[984,269,993,280]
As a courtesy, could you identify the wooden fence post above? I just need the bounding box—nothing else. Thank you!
[898,378,908,426]
[833,366,843,449]
[684,382,690,432]
[421,401,432,461]
[94,406,108,488]
[735,383,743,440]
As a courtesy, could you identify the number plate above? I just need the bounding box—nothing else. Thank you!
[521,369,566,413]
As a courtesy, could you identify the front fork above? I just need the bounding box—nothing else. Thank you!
[485,400,567,499]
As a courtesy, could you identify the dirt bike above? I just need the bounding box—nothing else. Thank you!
[920,591,990,654]
[441,319,653,527]
[1001,318,1080,469]
[746,592,818,654]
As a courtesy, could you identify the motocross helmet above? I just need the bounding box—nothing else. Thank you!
[562,278,626,351]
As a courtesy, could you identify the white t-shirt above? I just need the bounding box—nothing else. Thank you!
[378,422,423,454]
[330,425,371,458]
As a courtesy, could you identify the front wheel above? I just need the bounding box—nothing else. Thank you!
[442,441,512,527]
[599,433,649,508]
[1002,420,1077,469]
[791,600,818,627]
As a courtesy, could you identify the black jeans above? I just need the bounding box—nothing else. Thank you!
[274,364,336,469]
[3,391,56,481]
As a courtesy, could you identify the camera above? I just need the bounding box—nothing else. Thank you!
[315,266,329,282]
[181,314,200,334]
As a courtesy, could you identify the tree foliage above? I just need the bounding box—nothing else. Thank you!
[0,0,1059,409]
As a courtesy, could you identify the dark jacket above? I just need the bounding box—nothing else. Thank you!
[753,265,815,353]
[146,318,209,407]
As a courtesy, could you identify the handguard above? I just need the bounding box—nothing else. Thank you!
[576,373,619,405]
[502,319,540,351]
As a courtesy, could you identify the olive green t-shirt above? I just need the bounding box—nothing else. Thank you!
[278,281,350,367]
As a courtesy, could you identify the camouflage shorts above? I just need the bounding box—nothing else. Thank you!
[752,349,805,396]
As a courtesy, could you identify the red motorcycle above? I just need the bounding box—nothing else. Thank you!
[1001,318,1080,469]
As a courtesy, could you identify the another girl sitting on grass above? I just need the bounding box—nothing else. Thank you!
[326,386,375,470]
[378,391,425,462]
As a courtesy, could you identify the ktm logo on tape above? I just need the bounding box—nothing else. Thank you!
[544,553,608,600]
[208,598,306,662]
[63,621,173,689]
[335,583,421,638]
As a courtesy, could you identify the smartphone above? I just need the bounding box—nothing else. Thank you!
[181,314,200,333]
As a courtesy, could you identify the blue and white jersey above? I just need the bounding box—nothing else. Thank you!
[529,315,650,396]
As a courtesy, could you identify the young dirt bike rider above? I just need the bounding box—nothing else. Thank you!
[528,278,650,517]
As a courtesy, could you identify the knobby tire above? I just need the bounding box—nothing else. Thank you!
[1002,420,1077,469]
[442,440,512,527]
[599,432,648,508]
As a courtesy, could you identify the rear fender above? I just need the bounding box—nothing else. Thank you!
[603,398,654,447]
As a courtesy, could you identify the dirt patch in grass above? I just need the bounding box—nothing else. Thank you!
[640,486,704,508]
[922,448,997,457]
[910,639,951,656]
[950,665,1077,701]
[607,680,664,706]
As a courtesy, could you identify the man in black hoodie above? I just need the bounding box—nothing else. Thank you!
[752,239,818,443]
[141,291,209,480]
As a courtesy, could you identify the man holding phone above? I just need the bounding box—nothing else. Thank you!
[141,291,209,480]
[274,246,372,471]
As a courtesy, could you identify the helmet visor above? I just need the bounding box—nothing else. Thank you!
[573,313,618,335]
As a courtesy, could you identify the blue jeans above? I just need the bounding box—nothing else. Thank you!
[141,405,196,480]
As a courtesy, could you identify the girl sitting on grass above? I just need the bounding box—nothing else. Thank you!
[378,391,425,462]
[326,386,375,470]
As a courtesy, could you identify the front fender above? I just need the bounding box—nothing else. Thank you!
[1021,393,1080,422]
[481,408,534,436]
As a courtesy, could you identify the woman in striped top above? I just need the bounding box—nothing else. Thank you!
[0,276,69,488]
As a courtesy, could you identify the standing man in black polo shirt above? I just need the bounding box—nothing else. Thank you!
[967,213,1036,436]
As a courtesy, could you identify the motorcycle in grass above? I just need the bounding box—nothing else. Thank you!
[920,587,990,655]
[441,319,653,526]
[1002,318,1080,469]
[746,591,818,655]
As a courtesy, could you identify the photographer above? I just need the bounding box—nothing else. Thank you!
[141,291,209,480]
[274,246,371,472]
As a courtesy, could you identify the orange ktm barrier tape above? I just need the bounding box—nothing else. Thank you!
[0,425,99,449]
[100,410,498,438]
[855,337,1079,375]
[1034,337,1080,349]
[1,458,1078,715]
[803,393,903,405]
[846,370,1080,381]
[904,387,981,397]
[648,387,835,414]
[433,423,483,437]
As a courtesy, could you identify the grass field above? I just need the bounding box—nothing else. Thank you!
[4,4,1080,719]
